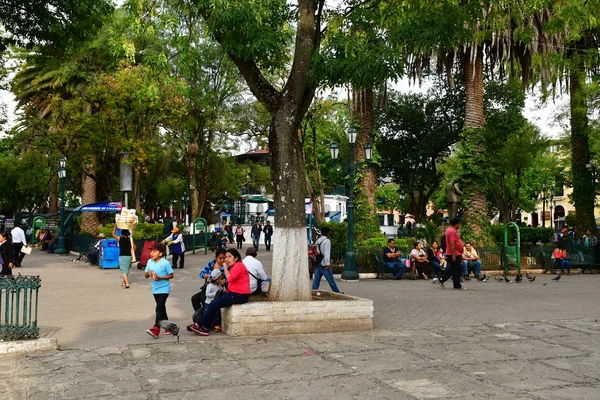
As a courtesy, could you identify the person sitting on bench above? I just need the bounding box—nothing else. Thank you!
[462,242,482,280]
[87,233,106,265]
[383,238,406,280]
[552,243,571,274]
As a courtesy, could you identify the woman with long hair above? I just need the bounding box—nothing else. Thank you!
[189,248,251,336]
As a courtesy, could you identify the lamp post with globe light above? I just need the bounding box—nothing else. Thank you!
[329,126,373,281]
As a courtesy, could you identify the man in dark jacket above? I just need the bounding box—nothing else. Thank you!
[251,220,262,249]
[262,221,273,251]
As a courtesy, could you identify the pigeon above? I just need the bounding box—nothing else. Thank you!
[525,272,533,280]
[528,275,536,283]
[504,275,511,283]
[552,275,561,281]
[515,274,522,283]
[158,320,181,343]
[543,282,547,286]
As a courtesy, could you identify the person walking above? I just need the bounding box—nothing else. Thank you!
[311,227,341,293]
[144,243,174,338]
[263,221,273,251]
[113,226,135,289]
[251,220,262,249]
[0,232,14,276]
[438,218,465,290]
[11,223,28,268]
[163,227,185,269]
[235,224,245,249]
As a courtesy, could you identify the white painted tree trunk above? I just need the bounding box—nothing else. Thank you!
[268,227,311,301]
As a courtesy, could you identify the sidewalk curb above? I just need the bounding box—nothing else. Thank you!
[0,337,57,355]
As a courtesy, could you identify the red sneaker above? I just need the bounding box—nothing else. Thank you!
[146,326,160,339]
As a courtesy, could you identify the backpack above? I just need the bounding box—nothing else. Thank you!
[192,281,209,323]
[308,238,325,266]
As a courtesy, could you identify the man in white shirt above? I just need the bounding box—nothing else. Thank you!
[242,247,269,294]
[11,224,28,268]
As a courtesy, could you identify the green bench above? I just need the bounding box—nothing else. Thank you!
[569,251,597,274]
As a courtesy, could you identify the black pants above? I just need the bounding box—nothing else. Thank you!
[236,235,243,249]
[440,255,463,289]
[153,293,169,327]
[12,243,24,266]
[172,253,184,268]
[200,292,249,328]
[0,263,12,276]
[264,235,272,251]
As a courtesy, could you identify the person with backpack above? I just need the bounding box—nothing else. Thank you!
[311,227,340,293]
[192,248,227,311]
[189,248,251,336]
[188,269,226,333]
[243,246,270,295]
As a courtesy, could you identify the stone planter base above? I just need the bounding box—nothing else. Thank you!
[0,338,57,355]
[221,291,373,336]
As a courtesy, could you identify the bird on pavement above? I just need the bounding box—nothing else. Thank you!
[552,275,561,281]
[528,275,536,283]
[504,275,511,283]
[159,320,181,343]
[543,282,547,286]
[525,271,532,280]
[515,274,522,282]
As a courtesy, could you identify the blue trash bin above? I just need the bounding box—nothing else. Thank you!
[99,239,120,269]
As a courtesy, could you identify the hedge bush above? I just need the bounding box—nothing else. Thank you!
[489,224,554,244]
[99,223,166,241]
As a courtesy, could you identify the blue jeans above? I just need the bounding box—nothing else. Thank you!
[555,259,570,273]
[462,260,482,276]
[252,234,260,248]
[264,235,272,250]
[312,265,340,292]
[430,261,442,276]
[203,302,221,327]
[200,292,249,329]
[385,260,406,278]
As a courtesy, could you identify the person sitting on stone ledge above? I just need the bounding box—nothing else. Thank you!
[189,248,251,336]
[461,242,482,281]
[242,246,270,295]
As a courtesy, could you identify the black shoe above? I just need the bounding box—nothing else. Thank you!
[394,276,402,280]
[179,266,184,269]
[463,275,471,281]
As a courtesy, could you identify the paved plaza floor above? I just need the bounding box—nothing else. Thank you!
[1,248,599,399]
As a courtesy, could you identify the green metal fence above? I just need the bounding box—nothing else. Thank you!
[0,275,41,341]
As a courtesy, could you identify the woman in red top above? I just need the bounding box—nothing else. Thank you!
[191,248,251,336]
[552,243,571,274]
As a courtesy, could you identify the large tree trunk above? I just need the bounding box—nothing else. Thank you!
[462,46,489,244]
[569,44,594,234]
[352,87,379,243]
[268,111,312,301]
[187,141,200,220]
[48,175,58,213]
[304,121,326,224]
[80,171,99,234]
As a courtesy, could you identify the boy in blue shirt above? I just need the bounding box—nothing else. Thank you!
[144,242,174,338]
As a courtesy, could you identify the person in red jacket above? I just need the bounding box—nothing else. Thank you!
[189,248,251,336]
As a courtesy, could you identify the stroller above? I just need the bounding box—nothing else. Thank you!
[137,240,157,269]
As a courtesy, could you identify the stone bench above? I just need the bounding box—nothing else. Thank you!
[221,292,374,336]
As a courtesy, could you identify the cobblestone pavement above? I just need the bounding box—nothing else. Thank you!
[1,319,599,399]
[2,249,599,399]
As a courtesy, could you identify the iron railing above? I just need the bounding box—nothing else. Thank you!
[0,275,41,341]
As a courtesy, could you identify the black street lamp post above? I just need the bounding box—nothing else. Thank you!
[399,190,405,236]
[330,126,373,281]
[538,182,555,228]
[587,163,596,230]
[55,156,68,255]
[181,192,190,226]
